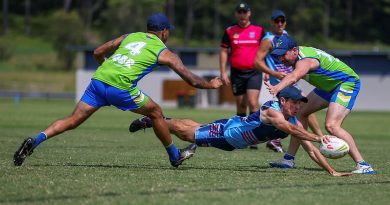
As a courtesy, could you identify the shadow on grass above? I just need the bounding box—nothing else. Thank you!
[138,180,390,195]
[31,162,274,173]
[31,162,332,173]
[0,192,120,203]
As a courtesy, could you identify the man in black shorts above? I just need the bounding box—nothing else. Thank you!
[219,3,264,149]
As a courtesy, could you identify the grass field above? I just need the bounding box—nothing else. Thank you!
[1,99,390,205]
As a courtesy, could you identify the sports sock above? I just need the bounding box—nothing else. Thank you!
[357,160,370,166]
[283,153,295,160]
[32,132,47,149]
[165,143,180,161]
[237,113,246,117]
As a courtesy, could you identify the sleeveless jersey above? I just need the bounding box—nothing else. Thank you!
[262,31,293,85]
[221,24,264,70]
[298,46,360,92]
[223,100,297,148]
[93,32,167,91]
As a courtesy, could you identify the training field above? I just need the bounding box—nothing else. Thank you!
[1,99,390,205]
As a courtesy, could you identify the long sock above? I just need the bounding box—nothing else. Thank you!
[32,132,47,149]
[165,143,180,161]
[283,153,295,160]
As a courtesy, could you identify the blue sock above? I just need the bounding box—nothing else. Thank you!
[283,153,295,160]
[166,143,180,161]
[32,132,47,149]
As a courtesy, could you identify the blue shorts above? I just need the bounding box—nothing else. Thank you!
[81,79,149,111]
[313,80,360,110]
[194,119,236,151]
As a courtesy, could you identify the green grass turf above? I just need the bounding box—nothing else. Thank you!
[1,99,390,205]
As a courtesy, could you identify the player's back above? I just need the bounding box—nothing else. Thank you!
[299,46,359,91]
[222,101,295,148]
[93,32,167,90]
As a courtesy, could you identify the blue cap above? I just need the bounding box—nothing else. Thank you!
[270,35,297,56]
[147,13,175,31]
[235,3,250,12]
[271,10,286,20]
[277,86,308,103]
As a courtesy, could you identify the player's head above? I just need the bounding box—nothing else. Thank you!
[277,86,308,117]
[235,3,251,26]
[270,9,286,35]
[271,35,299,67]
[147,13,175,43]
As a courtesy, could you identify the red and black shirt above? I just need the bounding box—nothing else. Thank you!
[221,24,264,70]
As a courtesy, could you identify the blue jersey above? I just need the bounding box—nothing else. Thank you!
[194,100,298,150]
[262,31,294,85]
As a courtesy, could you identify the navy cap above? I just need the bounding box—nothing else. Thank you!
[235,3,250,12]
[271,10,286,20]
[270,35,297,56]
[147,13,175,32]
[277,86,308,103]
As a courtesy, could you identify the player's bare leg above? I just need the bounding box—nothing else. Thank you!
[14,101,98,166]
[325,103,362,162]
[325,102,374,174]
[132,98,173,147]
[246,89,261,149]
[132,98,197,167]
[166,119,200,143]
[307,112,323,136]
[44,101,98,138]
[235,94,247,116]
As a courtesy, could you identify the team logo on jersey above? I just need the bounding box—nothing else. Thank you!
[233,33,239,38]
[249,32,255,38]
[275,39,283,48]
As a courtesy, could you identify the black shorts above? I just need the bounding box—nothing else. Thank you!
[230,68,262,96]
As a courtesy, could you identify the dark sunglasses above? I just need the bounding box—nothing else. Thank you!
[237,10,249,14]
[274,19,286,24]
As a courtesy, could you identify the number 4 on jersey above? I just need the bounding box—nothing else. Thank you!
[125,42,147,56]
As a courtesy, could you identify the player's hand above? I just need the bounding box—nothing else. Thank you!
[263,73,270,82]
[330,171,353,177]
[209,77,223,89]
[264,81,277,97]
[220,73,231,86]
[274,72,287,80]
[320,135,333,144]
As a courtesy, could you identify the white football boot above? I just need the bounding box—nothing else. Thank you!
[352,161,375,174]
[269,157,295,168]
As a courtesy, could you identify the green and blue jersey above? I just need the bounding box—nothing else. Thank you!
[93,32,167,92]
[298,46,359,92]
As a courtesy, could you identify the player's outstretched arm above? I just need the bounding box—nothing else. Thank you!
[265,108,322,142]
[267,58,314,95]
[93,34,128,65]
[299,139,352,177]
[158,49,222,89]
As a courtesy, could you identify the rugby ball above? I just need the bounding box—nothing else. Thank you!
[320,137,350,159]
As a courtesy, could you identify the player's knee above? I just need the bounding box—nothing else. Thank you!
[325,122,339,134]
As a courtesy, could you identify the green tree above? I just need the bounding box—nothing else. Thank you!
[98,0,164,40]
[47,10,84,70]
